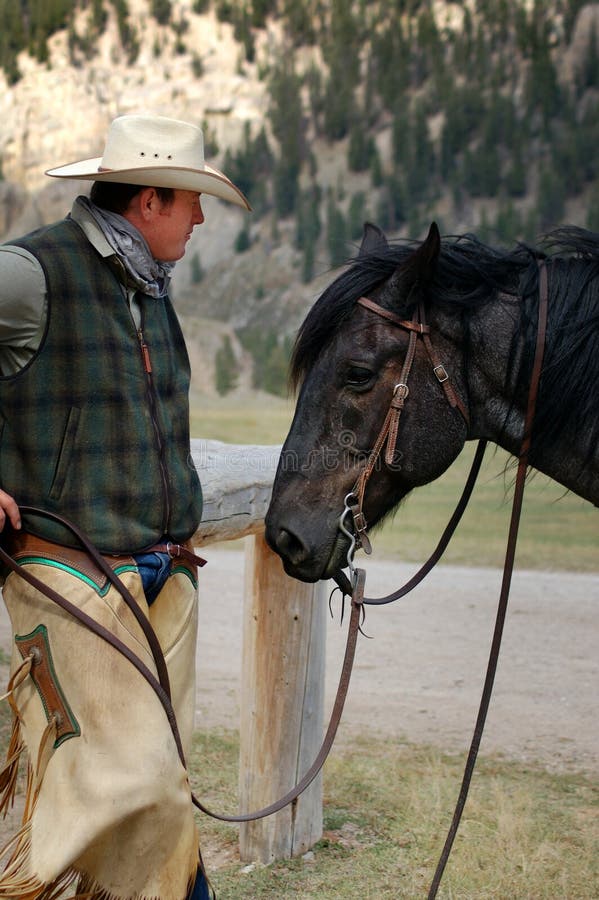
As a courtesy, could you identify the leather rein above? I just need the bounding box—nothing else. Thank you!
[0,262,548,891]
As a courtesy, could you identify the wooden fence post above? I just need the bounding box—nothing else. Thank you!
[190,441,327,862]
[239,533,326,863]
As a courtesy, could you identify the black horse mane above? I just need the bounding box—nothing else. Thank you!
[291,225,599,460]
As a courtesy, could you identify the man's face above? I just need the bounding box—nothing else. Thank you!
[146,190,205,261]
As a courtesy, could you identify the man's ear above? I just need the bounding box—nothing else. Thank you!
[136,187,161,221]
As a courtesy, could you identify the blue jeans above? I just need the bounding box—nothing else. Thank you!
[188,867,211,899]
[133,551,171,604]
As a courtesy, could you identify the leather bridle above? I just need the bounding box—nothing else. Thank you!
[342,294,470,558]
[0,262,549,898]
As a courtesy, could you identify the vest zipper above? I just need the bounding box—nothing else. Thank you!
[137,325,171,534]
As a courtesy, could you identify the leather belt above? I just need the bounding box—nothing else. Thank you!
[146,542,207,569]
[4,530,134,590]
[4,531,206,591]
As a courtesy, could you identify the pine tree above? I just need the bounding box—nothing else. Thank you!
[326,191,347,268]
[321,0,360,141]
[151,0,172,26]
[371,20,409,112]
[215,335,238,396]
[348,192,367,240]
[404,107,436,204]
[268,54,303,216]
[577,20,599,95]
[505,144,527,198]
[190,253,204,284]
[370,144,383,187]
[306,63,325,135]
[563,0,587,43]
[413,6,440,86]
[223,122,273,214]
[281,0,317,46]
[494,198,523,244]
[391,105,410,170]
[348,124,371,173]
[262,339,291,396]
[322,63,353,141]
[586,180,599,231]
[525,12,560,128]
[251,0,277,29]
[216,1,234,24]
[464,142,500,198]
[536,167,566,231]
[295,183,321,250]
[235,222,251,253]
[302,235,315,283]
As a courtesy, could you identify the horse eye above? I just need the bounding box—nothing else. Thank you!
[345,366,374,388]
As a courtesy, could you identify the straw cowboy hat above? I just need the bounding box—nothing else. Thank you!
[46,114,251,210]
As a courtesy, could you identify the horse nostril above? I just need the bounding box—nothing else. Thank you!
[276,528,308,565]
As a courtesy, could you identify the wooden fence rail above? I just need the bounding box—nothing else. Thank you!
[191,439,326,863]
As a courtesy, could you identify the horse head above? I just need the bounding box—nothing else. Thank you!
[265,222,471,582]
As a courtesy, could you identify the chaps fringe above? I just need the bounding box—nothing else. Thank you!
[0,715,81,899]
[0,714,25,815]
[75,873,162,900]
[0,728,162,899]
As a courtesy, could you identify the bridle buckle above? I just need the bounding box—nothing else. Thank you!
[433,364,449,383]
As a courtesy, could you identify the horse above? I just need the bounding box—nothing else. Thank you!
[265,221,599,582]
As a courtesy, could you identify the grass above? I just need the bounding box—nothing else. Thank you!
[190,393,597,572]
[190,391,295,446]
[191,729,599,899]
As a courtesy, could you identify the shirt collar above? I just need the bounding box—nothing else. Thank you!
[70,196,116,259]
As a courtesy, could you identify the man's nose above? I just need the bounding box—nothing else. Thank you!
[194,200,205,225]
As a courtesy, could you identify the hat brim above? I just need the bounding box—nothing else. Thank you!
[45,157,251,210]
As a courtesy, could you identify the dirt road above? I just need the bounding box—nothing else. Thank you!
[194,548,598,775]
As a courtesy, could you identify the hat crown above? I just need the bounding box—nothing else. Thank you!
[101,115,205,172]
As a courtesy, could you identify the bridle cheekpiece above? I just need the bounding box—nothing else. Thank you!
[343,295,469,559]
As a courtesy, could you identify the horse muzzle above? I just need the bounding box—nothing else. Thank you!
[265,516,351,584]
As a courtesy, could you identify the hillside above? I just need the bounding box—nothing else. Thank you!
[1,0,598,396]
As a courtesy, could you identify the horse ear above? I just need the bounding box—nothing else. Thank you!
[359,222,388,257]
[387,222,441,304]
[400,221,441,284]
[414,221,441,272]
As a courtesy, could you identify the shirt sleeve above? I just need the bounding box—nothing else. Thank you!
[0,245,47,375]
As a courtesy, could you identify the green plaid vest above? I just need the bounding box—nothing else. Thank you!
[0,217,202,552]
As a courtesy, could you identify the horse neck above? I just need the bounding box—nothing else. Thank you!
[462,294,599,505]
[442,292,520,446]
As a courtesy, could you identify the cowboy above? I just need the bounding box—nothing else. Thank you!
[0,114,250,899]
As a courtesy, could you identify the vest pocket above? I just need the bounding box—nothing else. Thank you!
[49,406,81,501]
